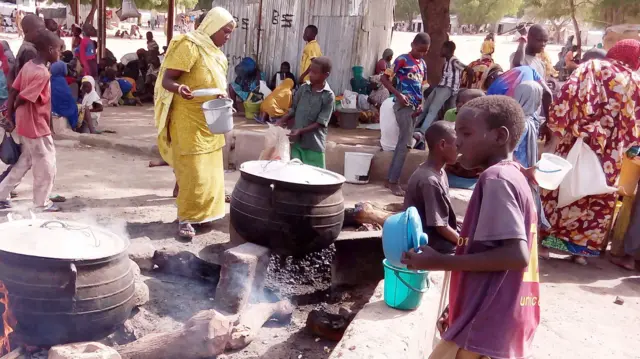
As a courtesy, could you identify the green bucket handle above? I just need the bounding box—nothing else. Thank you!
[394,270,430,293]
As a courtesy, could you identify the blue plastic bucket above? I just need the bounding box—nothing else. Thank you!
[383,259,429,310]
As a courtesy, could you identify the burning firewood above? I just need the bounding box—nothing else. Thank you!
[0,282,16,356]
[117,300,293,359]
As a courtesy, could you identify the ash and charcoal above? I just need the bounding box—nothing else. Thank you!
[265,245,335,298]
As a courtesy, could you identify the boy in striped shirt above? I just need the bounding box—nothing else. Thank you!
[417,41,471,133]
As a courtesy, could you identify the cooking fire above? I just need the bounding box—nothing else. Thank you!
[0,281,15,355]
[0,159,383,359]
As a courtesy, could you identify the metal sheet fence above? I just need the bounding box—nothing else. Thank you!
[213,0,393,93]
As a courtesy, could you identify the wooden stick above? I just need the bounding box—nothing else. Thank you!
[118,300,293,358]
[0,348,24,359]
[226,300,294,351]
[118,310,231,359]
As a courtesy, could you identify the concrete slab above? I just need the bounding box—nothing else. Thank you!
[329,272,445,359]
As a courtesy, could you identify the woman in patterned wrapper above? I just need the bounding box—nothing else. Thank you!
[539,39,640,265]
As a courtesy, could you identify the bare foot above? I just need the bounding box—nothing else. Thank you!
[610,255,636,271]
[388,183,405,197]
[539,246,550,260]
[149,159,169,167]
[571,255,588,266]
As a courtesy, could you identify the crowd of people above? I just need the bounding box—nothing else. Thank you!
[0,14,167,212]
[364,24,639,359]
[378,24,640,271]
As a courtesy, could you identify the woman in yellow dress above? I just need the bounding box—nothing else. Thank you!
[259,78,295,123]
[154,7,236,239]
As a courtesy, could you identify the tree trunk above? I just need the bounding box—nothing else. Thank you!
[569,0,581,57]
[86,0,97,25]
[419,0,450,86]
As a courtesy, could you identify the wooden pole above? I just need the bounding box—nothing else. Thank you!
[97,0,107,60]
[73,0,80,24]
[167,0,175,46]
[96,0,103,59]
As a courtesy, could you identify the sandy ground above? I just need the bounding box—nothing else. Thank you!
[0,142,397,359]
[0,143,638,358]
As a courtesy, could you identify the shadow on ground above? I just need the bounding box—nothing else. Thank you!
[242,330,334,359]
[540,256,640,286]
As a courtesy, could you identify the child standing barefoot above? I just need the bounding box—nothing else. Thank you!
[0,29,61,212]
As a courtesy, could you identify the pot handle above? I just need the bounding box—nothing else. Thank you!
[64,263,78,297]
[41,220,70,229]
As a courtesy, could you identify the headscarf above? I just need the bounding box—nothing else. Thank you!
[369,74,390,106]
[487,66,540,97]
[382,48,393,60]
[50,61,79,129]
[154,7,236,165]
[462,57,501,90]
[0,41,14,65]
[233,57,258,90]
[513,80,549,229]
[81,76,101,108]
[0,41,10,77]
[260,78,294,118]
[606,39,640,71]
[513,80,543,119]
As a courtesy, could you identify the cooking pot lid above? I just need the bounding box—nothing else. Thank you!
[0,218,129,260]
[240,160,345,186]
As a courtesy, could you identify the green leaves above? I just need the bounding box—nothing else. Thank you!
[395,0,420,22]
[452,0,524,26]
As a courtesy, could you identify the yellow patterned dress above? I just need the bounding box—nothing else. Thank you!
[154,8,234,224]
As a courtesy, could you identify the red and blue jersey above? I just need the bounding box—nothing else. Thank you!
[385,54,427,108]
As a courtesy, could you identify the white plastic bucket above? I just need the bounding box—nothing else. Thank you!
[202,98,235,134]
[344,152,375,184]
[534,153,573,190]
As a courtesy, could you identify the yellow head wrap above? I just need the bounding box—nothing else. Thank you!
[197,7,236,37]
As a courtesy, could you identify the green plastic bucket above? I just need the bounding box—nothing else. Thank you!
[244,100,261,120]
[383,259,429,310]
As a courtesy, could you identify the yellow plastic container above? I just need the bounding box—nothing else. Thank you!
[610,197,633,256]
[619,155,640,196]
[244,92,263,120]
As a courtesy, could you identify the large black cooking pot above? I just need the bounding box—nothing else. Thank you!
[230,160,346,256]
[0,216,135,346]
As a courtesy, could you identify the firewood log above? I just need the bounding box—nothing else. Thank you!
[226,300,294,350]
[117,310,231,359]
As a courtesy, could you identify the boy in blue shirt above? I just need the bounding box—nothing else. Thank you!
[381,32,430,196]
